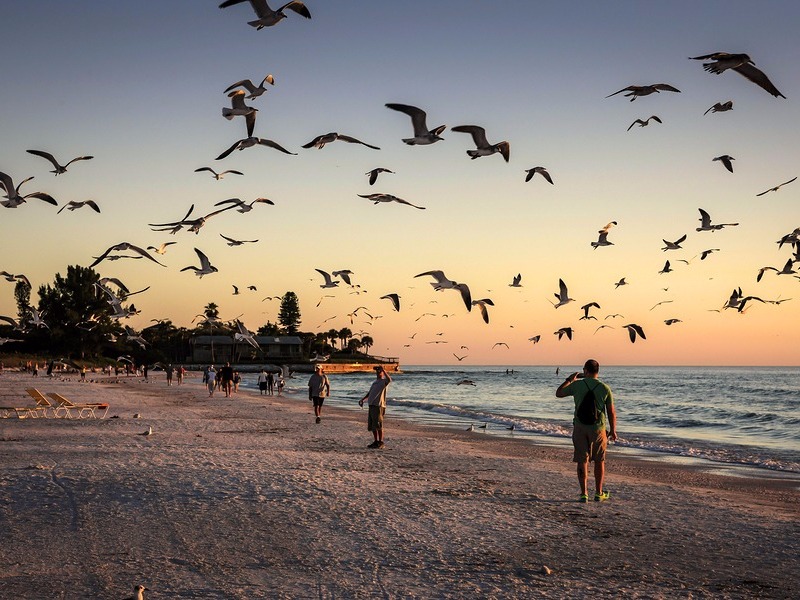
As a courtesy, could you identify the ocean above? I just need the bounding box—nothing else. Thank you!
[243,366,800,477]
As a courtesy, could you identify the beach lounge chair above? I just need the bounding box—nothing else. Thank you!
[25,388,62,418]
[0,405,39,419]
[46,392,109,419]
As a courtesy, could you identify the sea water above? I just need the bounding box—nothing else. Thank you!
[243,366,800,476]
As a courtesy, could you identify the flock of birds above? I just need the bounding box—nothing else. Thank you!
[1,4,798,363]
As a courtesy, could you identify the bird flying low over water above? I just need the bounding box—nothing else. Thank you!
[218,0,311,29]
[713,155,735,173]
[689,52,785,98]
[89,243,166,268]
[194,167,244,180]
[662,234,687,251]
[627,115,662,131]
[697,208,738,232]
[451,125,510,162]
[358,193,425,209]
[704,100,733,115]
[366,168,394,186]
[756,176,797,197]
[216,136,295,160]
[385,103,446,145]
[0,172,57,208]
[181,248,218,278]
[471,298,494,324]
[302,132,380,150]
[524,167,553,184]
[551,279,574,308]
[623,323,646,343]
[380,293,401,312]
[224,74,275,99]
[606,84,680,101]
[26,150,93,175]
[56,200,100,214]
[554,327,573,341]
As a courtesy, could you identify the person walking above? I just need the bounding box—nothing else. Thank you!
[267,371,275,395]
[219,362,234,398]
[207,366,217,397]
[165,364,174,386]
[556,359,616,503]
[257,369,268,395]
[308,365,330,424]
[359,366,392,449]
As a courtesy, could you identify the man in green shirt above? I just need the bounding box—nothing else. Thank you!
[556,359,617,503]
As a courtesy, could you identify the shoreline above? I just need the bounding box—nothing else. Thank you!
[1,372,797,598]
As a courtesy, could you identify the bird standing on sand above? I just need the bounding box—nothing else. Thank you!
[385,103,446,145]
[26,149,93,175]
[218,0,311,29]
[451,125,510,162]
[606,84,681,101]
[713,155,735,173]
[689,52,785,98]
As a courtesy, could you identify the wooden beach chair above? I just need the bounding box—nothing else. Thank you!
[25,388,62,418]
[0,405,38,419]
[46,392,110,419]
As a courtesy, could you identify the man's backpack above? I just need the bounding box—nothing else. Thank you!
[576,381,602,425]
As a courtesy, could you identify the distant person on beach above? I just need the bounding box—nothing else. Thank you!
[166,364,174,386]
[33,363,38,377]
[359,366,392,449]
[277,374,284,396]
[81,366,86,381]
[556,359,616,503]
[308,365,330,424]
[267,371,275,395]
[258,369,268,395]
[207,366,216,397]
[177,365,185,385]
[220,362,234,397]
[143,365,148,381]
[233,370,241,393]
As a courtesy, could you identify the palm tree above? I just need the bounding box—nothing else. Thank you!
[360,335,374,355]
[338,327,352,352]
[327,328,339,350]
[204,302,220,320]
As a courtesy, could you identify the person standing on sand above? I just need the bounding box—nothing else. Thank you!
[166,364,174,386]
[257,369,268,395]
[267,371,275,395]
[219,362,234,397]
[207,366,216,397]
[556,358,616,503]
[308,365,330,424]
[177,365,184,385]
[359,366,392,449]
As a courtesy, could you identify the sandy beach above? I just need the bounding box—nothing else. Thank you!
[0,371,797,599]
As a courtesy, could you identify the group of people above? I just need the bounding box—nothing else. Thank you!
[256,369,285,396]
[203,363,242,398]
[308,364,393,449]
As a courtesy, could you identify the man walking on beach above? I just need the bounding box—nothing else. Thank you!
[556,359,616,502]
[220,362,234,398]
[308,365,330,424]
[359,366,392,449]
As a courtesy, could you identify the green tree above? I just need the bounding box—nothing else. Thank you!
[14,280,32,324]
[278,291,301,334]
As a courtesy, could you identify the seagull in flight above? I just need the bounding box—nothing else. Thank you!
[659,260,673,274]
[26,150,93,175]
[606,84,680,101]
[0,172,57,208]
[756,176,797,197]
[623,323,646,343]
[302,132,380,150]
[492,342,509,349]
[662,234,687,251]
[359,193,425,209]
[216,136,295,160]
[214,197,274,213]
[614,277,628,289]
[697,208,738,232]
[366,168,394,186]
[89,242,166,268]
[580,302,600,320]
[56,200,100,214]
[554,327,573,341]
[551,279,574,308]
[509,273,522,287]
[524,167,553,184]
[315,269,339,289]
[380,293,401,312]
[528,335,541,344]
[222,90,258,136]
[650,300,673,311]
[689,52,785,98]
[147,242,177,255]
[700,249,720,261]
[414,270,472,311]
[451,125,510,162]
[591,231,613,249]
[181,248,218,278]
[385,103,446,145]
[713,155,735,173]
[194,167,244,180]
[472,298,494,324]
[704,101,733,115]
[218,0,311,29]
[627,115,662,131]
[757,259,796,282]
[220,233,259,246]
[664,319,682,326]
[149,203,237,235]
[224,74,275,99]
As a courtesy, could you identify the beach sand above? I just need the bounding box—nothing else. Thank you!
[0,372,797,599]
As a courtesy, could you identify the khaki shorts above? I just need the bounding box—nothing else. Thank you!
[572,424,608,463]
[368,405,385,432]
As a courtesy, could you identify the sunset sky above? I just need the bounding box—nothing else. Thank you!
[1,1,798,366]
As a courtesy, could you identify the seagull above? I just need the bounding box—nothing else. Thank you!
[89,243,166,268]
[551,279,574,308]
[659,260,673,274]
[139,426,153,436]
[366,168,394,186]
[662,234,687,251]
[713,155,735,173]
[704,100,733,115]
[594,325,614,334]
[580,302,600,320]
[56,200,100,214]
[147,242,177,255]
[623,323,646,343]
[380,293,401,312]
[358,193,425,209]
[216,136,295,160]
[302,132,380,150]
[700,249,720,260]
[453,353,468,362]
[757,259,796,282]
[509,273,522,287]
[26,149,93,175]
[599,221,618,234]
[384,103,446,145]
[524,167,553,184]
[492,342,509,349]
[220,233,259,246]
[664,319,682,325]
[528,335,541,344]
[180,248,218,278]
[614,277,628,289]
[554,327,573,341]
[627,115,662,131]
[650,300,673,310]
[605,314,624,320]
[194,167,244,180]
[222,90,258,136]
[149,204,237,235]
[224,74,275,99]
[214,197,274,213]
[0,171,57,208]
[451,125,510,162]
[606,84,680,101]
[218,0,311,29]
[591,231,613,249]
[124,584,148,600]
[332,270,354,285]
[315,269,339,288]
[234,319,260,350]
[414,270,472,311]
[756,176,797,197]
[472,298,494,324]
[697,208,738,232]
[689,52,785,98]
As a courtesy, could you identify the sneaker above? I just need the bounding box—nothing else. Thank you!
[367,441,379,449]
[315,417,321,424]
[594,491,610,502]
[579,494,589,503]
